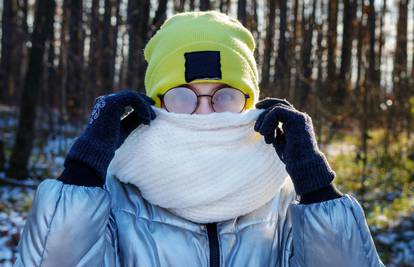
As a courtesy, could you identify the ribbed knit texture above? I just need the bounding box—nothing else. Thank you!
[58,159,103,187]
[64,89,156,181]
[107,106,290,223]
[64,136,114,182]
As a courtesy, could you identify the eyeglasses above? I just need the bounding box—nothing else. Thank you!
[157,86,250,114]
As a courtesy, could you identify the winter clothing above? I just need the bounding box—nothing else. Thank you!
[300,183,343,204]
[14,9,385,267]
[255,98,336,195]
[14,176,384,267]
[58,159,102,186]
[143,10,259,110]
[15,101,384,267]
[107,106,290,223]
[61,89,156,184]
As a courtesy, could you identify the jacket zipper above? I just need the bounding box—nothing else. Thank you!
[206,223,220,267]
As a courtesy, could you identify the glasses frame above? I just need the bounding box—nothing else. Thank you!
[157,86,250,114]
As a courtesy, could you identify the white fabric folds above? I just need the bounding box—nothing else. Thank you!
[107,106,290,223]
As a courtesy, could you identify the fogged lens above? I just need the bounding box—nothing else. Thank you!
[212,88,247,113]
[163,87,197,114]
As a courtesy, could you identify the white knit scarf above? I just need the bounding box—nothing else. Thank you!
[107,106,290,223]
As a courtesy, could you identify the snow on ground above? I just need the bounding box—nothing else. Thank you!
[0,184,35,266]
[371,213,414,266]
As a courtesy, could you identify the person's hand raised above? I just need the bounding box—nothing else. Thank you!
[254,98,336,195]
[60,89,156,186]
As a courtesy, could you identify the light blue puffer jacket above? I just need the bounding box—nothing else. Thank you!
[14,174,384,267]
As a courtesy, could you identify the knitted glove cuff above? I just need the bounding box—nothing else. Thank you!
[285,151,336,195]
[58,159,104,187]
[299,184,343,204]
[65,136,115,180]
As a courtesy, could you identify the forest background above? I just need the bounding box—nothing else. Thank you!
[0,0,414,266]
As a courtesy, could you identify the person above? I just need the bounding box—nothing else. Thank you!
[14,10,384,267]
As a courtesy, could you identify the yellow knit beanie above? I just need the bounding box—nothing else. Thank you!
[143,10,260,110]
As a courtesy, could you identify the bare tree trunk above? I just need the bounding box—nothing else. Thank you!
[127,0,150,91]
[127,0,139,89]
[355,0,367,206]
[58,0,69,121]
[367,0,377,83]
[297,0,316,110]
[219,0,231,13]
[200,0,210,10]
[337,0,357,103]
[45,4,57,129]
[251,0,260,64]
[315,22,324,144]
[273,0,288,94]
[0,0,17,104]
[327,0,338,82]
[87,0,102,100]
[101,0,119,92]
[66,0,84,120]
[237,0,247,26]
[288,0,299,101]
[10,0,29,106]
[20,0,29,40]
[174,0,186,12]
[7,0,56,179]
[151,0,168,37]
[189,0,195,11]
[260,0,277,93]
[136,1,151,92]
[366,0,381,123]
[251,0,259,38]
[377,0,387,85]
[118,30,128,89]
[392,0,409,134]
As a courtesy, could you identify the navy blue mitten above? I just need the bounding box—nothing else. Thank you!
[59,89,156,186]
[254,98,337,196]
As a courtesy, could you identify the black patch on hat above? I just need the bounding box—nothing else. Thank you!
[184,51,222,82]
